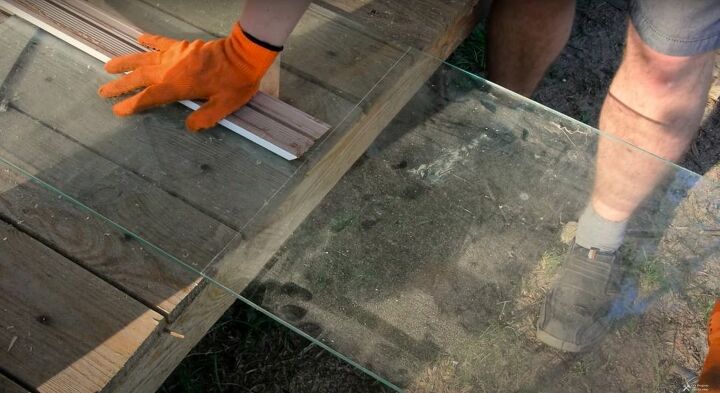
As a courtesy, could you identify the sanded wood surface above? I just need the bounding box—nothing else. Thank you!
[0,374,29,393]
[0,0,330,159]
[0,220,163,392]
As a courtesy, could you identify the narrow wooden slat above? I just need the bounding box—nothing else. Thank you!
[229,107,315,155]
[0,220,163,393]
[0,374,30,393]
[247,93,331,140]
[0,0,330,159]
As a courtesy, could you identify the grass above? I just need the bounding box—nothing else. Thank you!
[329,210,357,233]
[159,299,392,393]
[447,24,487,76]
[570,360,588,376]
[637,257,669,292]
[540,248,564,275]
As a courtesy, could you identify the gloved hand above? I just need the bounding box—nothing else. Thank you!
[98,23,279,131]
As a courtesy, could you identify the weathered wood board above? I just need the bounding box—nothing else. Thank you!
[0,220,163,392]
[0,19,231,319]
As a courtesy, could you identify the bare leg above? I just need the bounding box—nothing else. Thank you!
[537,19,715,355]
[486,0,575,97]
[591,22,715,222]
[240,0,312,47]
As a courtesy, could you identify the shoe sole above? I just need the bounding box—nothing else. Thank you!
[535,327,586,353]
[536,322,611,353]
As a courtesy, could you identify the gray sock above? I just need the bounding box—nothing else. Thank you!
[574,205,628,252]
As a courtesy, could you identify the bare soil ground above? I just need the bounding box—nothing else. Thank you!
[162,1,719,392]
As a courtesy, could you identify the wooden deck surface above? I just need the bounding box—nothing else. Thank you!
[0,1,482,391]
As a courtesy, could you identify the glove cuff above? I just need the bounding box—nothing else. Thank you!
[229,23,279,79]
[241,28,283,52]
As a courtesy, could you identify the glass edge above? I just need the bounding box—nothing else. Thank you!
[436,55,715,185]
[0,156,404,390]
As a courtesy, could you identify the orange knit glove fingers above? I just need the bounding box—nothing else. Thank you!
[98,24,279,131]
[104,51,161,73]
[186,91,255,130]
[138,33,179,51]
[98,65,161,97]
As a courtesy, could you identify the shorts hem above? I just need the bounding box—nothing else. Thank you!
[630,2,720,56]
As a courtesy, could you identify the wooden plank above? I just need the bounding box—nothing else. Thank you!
[0,374,29,393]
[0,105,235,318]
[246,92,332,140]
[109,2,482,392]
[0,219,163,393]
[318,0,477,55]
[0,0,330,159]
[259,55,281,97]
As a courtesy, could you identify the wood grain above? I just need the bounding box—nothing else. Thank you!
[108,2,482,392]
[0,18,235,316]
[319,0,475,55]
[259,55,281,97]
[0,219,163,393]
[0,106,235,318]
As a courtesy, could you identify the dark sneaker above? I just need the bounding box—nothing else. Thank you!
[536,242,622,352]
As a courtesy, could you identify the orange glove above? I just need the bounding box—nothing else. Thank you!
[98,23,279,131]
[700,300,720,392]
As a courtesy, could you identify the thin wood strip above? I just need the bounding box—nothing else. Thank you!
[0,0,331,159]
[59,0,144,40]
[247,93,329,140]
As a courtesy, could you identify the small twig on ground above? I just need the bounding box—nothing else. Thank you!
[7,336,17,352]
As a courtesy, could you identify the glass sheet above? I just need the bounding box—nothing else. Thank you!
[1,4,719,393]
[0,2,406,274]
[254,65,720,391]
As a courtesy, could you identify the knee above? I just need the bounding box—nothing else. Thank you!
[622,23,713,92]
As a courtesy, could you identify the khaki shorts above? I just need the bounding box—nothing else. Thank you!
[631,0,720,56]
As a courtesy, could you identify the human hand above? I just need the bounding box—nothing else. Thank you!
[98,23,279,131]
